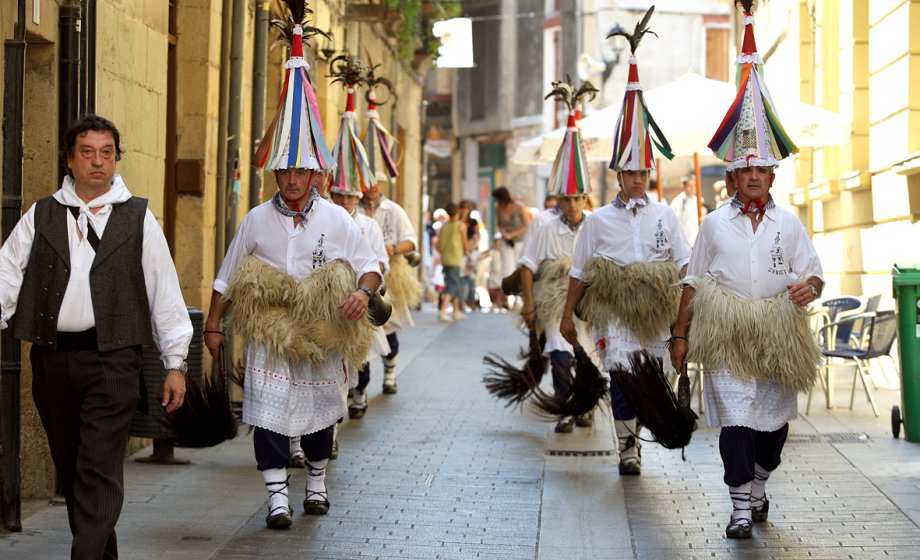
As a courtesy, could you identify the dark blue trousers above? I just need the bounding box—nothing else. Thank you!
[254,425,334,471]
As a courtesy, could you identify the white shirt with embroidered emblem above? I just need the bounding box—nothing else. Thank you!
[215,195,383,436]
[570,199,691,370]
[521,213,593,355]
[0,175,192,370]
[684,200,824,431]
[517,206,562,267]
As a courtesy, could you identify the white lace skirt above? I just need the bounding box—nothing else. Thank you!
[241,342,348,437]
[702,368,798,431]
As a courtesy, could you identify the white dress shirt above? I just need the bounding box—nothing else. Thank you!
[517,206,562,267]
[0,175,192,370]
[669,191,703,244]
[352,209,389,275]
[685,202,824,431]
[364,196,417,249]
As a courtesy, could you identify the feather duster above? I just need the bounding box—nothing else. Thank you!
[161,345,239,448]
[482,330,547,408]
[528,346,608,419]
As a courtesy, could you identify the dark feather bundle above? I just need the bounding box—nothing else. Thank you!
[606,6,656,54]
[735,0,755,14]
[529,346,609,419]
[270,0,330,50]
[362,52,396,106]
[609,350,698,451]
[482,330,547,408]
[544,76,599,111]
[328,53,368,88]
[160,346,239,448]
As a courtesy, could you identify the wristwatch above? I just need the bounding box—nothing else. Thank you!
[808,284,819,299]
[358,286,373,298]
[171,361,188,374]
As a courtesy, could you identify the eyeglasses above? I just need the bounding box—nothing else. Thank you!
[78,147,117,160]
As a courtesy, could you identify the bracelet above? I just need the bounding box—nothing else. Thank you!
[670,335,689,343]
[358,286,373,298]
[204,330,224,335]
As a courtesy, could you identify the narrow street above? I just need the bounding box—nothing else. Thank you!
[3,309,919,559]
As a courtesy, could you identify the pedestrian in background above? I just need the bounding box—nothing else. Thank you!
[492,186,531,296]
[0,114,193,558]
[435,201,470,322]
[459,199,481,312]
[670,175,706,244]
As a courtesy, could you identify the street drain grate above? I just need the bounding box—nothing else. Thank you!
[547,450,614,457]
[786,433,870,444]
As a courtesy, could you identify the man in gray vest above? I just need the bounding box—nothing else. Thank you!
[0,115,193,559]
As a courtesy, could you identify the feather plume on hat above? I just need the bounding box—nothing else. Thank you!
[361,56,400,182]
[327,53,375,197]
[253,0,334,171]
[545,77,597,196]
[708,0,798,171]
[607,6,674,172]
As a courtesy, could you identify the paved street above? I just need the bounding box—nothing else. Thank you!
[2,309,920,559]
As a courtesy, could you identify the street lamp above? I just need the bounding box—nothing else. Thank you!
[601,23,626,84]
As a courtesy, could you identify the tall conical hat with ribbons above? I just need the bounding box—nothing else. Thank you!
[607,6,674,172]
[328,54,375,196]
[361,59,399,181]
[545,77,597,196]
[708,0,798,171]
[253,1,334,171]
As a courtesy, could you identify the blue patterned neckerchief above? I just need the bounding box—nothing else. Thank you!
[612,193,649,212]
[730,192,775,219]
[559,211,585,233]
[271,188,319,226]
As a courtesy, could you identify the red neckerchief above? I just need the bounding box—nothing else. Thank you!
[741,197,766,219]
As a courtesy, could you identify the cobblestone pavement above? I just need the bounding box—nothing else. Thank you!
[2,310,919,559]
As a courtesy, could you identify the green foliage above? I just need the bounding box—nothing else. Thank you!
[386,0,463,68]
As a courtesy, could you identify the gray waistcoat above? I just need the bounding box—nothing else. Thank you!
[12,196,153,351]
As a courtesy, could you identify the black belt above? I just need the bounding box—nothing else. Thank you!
[56,328,98,352]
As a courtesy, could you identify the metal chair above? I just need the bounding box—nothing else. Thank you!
[817,310,898,417]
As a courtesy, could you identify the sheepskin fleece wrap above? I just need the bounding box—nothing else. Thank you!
[225,256,373,368]
[577,258,681,344]
[385,254,420,312]
[688,278,820,393]
[534,256,573,335]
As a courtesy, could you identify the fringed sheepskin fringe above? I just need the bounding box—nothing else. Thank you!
[225,256,373,368]
[533,256,573,334]
[688,278,820,393]
[385,254,420,311]
[577,258,681,344]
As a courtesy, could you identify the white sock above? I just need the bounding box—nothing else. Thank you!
[751,463,771,507]
[352,389,367,407]
[614,419,640,461]
[383,357,397,383]
[262,468,289,514]
[729,482,752,523]
[306,459,328,498]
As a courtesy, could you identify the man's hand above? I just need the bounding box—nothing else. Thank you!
[386,244,396,257]
[669,337,689,371]
[341,289,370,321]
[161,370,187,413]
[204,331,227,360]
[787,281,816,307]
[560,316,578,345]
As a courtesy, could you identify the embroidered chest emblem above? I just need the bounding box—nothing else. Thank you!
[767,231,788,275]
[651,219,668,254]
[381,214,393,243]
[312,234,327,269]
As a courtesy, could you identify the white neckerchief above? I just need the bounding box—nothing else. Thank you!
[53,174,132,246]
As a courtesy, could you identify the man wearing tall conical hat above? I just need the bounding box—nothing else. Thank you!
[203,3,383,530]
[560,7,690,476]
[518,78,595,433]
[361,89,421,395]
[669,0,823,540]
[327,90,391,419]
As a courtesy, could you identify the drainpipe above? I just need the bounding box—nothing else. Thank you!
[0,0,27,533]
[249,0,270,210]
[60,2,82,182]
[215,0,232,271]
[224,0,245,242]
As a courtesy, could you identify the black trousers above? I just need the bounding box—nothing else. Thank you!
[31,343,142,560]
[254,425,335,471]
[719,424,789,486]
[384,332,399,360]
